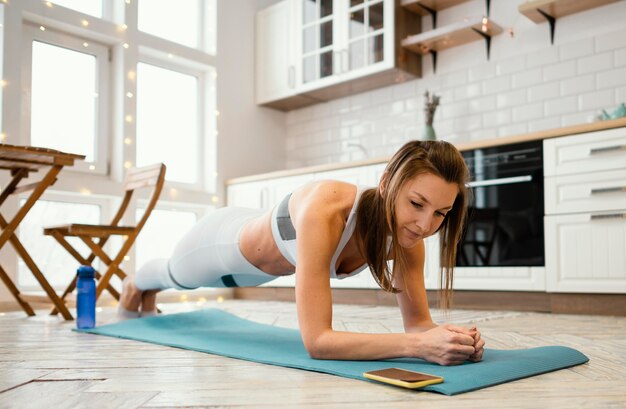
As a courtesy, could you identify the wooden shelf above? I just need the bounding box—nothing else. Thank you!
[519,0,620,23]
[401,0,470,16]
[401,17,502,55]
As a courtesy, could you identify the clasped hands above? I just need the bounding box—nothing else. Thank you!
[420,323,485,366]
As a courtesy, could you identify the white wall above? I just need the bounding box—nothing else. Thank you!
[215,0,287,202]
[283,0,626,168]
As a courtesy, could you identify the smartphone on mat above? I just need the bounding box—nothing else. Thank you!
[363,368,444,389]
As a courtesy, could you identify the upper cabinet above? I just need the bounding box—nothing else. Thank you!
[256,0,422,111]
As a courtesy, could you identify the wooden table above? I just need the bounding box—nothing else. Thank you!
[0,144,85,320]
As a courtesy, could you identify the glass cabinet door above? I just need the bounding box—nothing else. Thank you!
[347,0,385,72]
[301,0,336,84]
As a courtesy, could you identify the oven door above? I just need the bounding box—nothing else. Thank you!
[457,170,545,267]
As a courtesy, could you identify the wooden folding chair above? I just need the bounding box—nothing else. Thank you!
[44,163,166,312]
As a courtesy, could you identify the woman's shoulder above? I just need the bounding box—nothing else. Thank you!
[291,180,358,222]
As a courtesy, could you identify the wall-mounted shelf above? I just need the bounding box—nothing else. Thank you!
[401,18,502,72]
[519,0,621,44]
[402,0,491,28]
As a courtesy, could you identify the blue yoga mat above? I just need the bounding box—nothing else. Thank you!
[80,309,588,395]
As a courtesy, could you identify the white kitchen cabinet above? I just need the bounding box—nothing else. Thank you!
[256,0,421,111]
[255,0,297,105]
[297,0,395,91]
[544,128,626,293]
[226,179,269,209]
[543,127,626,177]
[545,213,626,293]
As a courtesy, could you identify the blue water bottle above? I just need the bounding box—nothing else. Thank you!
[76,265,96,329]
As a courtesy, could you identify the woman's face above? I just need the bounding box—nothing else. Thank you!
[393,172,458,248]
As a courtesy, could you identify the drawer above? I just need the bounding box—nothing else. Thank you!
[543,127,626,176]
[545,169,626,215]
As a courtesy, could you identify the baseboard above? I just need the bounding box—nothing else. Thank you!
[233,287,626,316]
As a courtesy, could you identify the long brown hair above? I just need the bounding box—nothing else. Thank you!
[355,140,469,309]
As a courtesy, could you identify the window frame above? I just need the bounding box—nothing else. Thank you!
[21,23,110,174]
[135,54,208,188]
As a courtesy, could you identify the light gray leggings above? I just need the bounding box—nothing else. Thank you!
[134,207,277,290]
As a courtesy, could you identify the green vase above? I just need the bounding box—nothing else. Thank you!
[422,125,436,141]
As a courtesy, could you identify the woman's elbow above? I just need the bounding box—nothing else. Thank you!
[303,335,332,360]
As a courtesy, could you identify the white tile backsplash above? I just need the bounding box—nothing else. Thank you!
[513,102,545,122]
[528,82,560,102]
[283,2,626,168]
[543,60,577,82]
[544,96,578,117]
[496,88,527,109]
[578,52,613,75]
[578,89,615,111]
[560,74,595,96]
[597,67,626,89]
[512,67,543,88]
[559,38,594,61]
[595,27,626,52]
[615,48,626,67]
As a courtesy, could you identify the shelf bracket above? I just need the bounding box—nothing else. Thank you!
[430,50,438,74]
[416,3,437,29]
[536,8,556,44]
[485,0,491,17]
[471,28,493,60]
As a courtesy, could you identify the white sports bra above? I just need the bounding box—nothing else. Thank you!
[270,186,368,279]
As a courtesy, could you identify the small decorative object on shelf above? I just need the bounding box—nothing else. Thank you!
[423,91,440,141]
[598,102,626,121]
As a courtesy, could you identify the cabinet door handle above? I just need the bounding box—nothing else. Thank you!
[467,175,532,188]
[591,186,626,195]
[590,212,626,220]
[288,65,295,89]
[589,145,626,155]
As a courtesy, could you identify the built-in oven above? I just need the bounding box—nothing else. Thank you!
[457,140,544,268]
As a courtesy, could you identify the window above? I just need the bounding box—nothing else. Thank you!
[18,200,101,289]
[136,62,199,184]
[24,25,109,172]
[5,0,217,295]
[138,0,200,48]
[137,0,217,53]
[135,208,198,270]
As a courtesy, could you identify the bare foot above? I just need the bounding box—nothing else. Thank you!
[140,289,160,317]
[120,278,143,311]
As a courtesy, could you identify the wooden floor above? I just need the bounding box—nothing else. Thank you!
[1,299,625,408]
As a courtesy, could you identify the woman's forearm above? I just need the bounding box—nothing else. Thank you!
[305,330,418,361]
